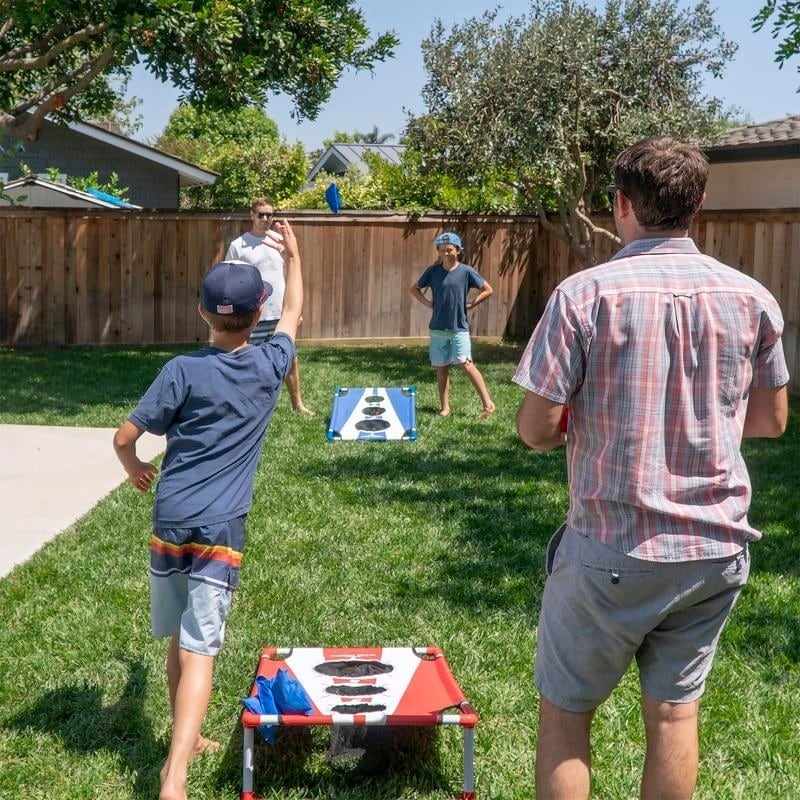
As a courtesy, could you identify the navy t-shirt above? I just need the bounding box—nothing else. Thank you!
[129,334,295,527]
[415,262,485,332]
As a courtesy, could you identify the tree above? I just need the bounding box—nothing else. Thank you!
[406,0,736,265]
[753,1,800,76]
[88,86,144,137]
[0,1,398,140]
[156,104,307,209]
[157,103,280,164]
[352,125,395,144]
[322,126,395,145]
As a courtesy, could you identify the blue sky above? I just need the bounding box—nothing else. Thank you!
[127,1,800,147]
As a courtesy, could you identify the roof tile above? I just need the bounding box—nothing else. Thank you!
[712,114,800,147]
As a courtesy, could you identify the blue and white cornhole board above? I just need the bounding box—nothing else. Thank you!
[327,387,417,441]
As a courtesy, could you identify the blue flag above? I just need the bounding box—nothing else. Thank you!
[325,182,342,214]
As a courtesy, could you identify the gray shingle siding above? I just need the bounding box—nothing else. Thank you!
[0,123,180,208]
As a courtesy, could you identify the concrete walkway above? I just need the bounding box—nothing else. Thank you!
[0,425,164,579]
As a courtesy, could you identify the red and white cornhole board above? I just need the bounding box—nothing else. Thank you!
[241,646,478,799]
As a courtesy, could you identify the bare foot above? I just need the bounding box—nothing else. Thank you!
[193,735,220,757]
[480,404,496,419]
[293,405,316,416]
[438,408,451,417]
[159,772,187,800]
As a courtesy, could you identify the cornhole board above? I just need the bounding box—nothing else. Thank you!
[326,386,417,441]
[241,646,478,799]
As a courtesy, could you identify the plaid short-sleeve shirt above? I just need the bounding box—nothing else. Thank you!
[513,237,789,562]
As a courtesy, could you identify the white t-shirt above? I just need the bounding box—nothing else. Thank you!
[225,232,285,322]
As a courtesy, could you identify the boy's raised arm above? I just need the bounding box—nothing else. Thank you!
[274,219,303,340]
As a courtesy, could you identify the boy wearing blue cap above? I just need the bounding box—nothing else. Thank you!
[113,220,303,800]
[410,231,496,418]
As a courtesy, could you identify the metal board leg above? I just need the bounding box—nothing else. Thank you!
[461,726,475,799]
[241,726,255,800]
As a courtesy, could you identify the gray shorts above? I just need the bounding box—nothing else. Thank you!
[535,526,749,712]
[149,516,244,656]
[251,318,278,344]
[150,572,234,656]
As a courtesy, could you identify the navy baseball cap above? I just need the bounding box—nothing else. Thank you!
[435,231,462,248]
[200,261,272,315]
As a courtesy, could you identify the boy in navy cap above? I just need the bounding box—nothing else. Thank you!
[410,231,496,417]
[113,220,303,800]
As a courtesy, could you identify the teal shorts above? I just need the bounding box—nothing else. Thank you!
[429,329,472,366]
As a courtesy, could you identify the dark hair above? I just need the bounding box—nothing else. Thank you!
[202,308,260,333]
[612,137,708,231]
[250,197,275,212]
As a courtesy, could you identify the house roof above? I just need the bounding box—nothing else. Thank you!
[307,143,406,182]
[0,176,142,209]
[66,119,218,187]
[705,114,800,163]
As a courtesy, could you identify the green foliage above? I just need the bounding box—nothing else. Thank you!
[753,1,800,70]
[157,103,306,209]
[68,170,130,201]
[158,104,280,159]
[88,89,144,137]
[407,0,737,264]
[0,1,398,140]
[281,149,518,213]
[189,138,308,210]
[344,125,395,145]
[16,161,130,200]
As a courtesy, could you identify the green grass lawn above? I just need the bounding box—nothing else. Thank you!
[0,343,798,800]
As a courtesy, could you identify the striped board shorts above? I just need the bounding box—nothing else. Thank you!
[149,515,245,656]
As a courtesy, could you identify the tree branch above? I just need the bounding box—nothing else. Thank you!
[573,204,620,245]
[519,177,569,244]
[0,17,14,42]
[5,40,120,139]
[0,21,111,71]
[0,21,67,63]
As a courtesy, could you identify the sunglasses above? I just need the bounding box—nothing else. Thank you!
[604,184,618,205]
[255,211,274,219]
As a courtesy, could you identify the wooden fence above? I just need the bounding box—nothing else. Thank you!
[1,208,798,390]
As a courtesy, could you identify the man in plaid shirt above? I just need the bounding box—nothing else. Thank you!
[514,137,789,800]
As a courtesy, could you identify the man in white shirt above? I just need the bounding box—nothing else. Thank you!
[226,197,314,415]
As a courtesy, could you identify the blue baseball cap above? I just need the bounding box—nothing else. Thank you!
[200,261,272,315]
[435,231,462,248]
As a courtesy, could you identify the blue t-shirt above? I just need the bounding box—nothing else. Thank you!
[129,334,295,527]
[415,262,485,332]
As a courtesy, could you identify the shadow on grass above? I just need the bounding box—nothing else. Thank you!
[298,393,800,670]
[0,342,522,422]
[0,346,187,420]
[3,659,161,798]
[298,343,525,395]
[214,717,452,798]
[302,424,567,618]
